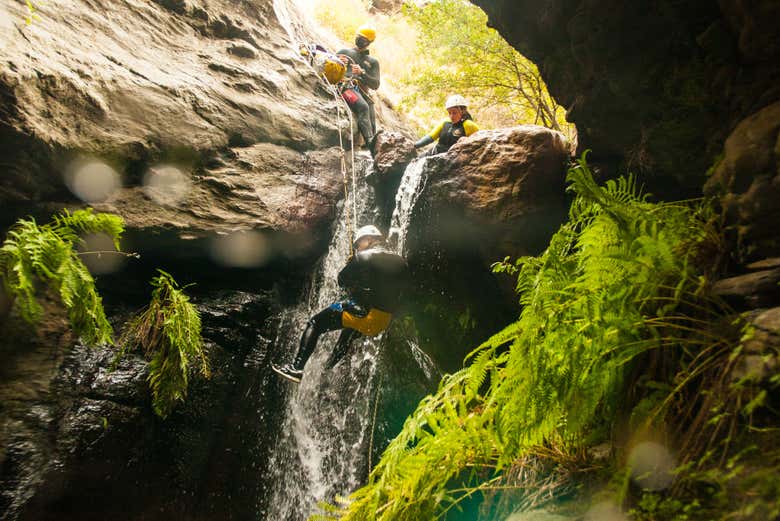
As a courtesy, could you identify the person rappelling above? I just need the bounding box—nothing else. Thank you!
[337,25,381,151]
[272,225,409,383]
[414,95,479,155]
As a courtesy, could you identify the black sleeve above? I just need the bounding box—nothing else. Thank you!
[337,256,359,289]
[414,135,434,148]
[360,57,380,90]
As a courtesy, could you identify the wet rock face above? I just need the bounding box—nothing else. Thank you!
[704,101,780,263]
[472,0,780,198]
[412,126,571,260]
[0,0,364,258]
[404,126,571,370]
[0,289,288,521]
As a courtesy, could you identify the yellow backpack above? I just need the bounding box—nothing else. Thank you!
[300,44,347,85]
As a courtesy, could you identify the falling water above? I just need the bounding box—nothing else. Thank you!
[263,156,379,520]
[263,155,437,520]
[388,157,429,255]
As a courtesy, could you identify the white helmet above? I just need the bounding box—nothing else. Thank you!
[353,225,383,247]
[445,94,468,110]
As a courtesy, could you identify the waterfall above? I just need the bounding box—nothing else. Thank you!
[262,156,436,520]
[388,157,429,256]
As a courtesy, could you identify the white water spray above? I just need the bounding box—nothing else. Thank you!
[263,156,437,520]
[388,157,429,255]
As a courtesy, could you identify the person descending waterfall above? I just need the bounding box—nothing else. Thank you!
[414,95,479,155]
[337,25,380,151]
[272,226,409,383]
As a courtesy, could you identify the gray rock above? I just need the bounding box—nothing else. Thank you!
[402,125,571,370]
[371,130,417,177]
[0,0,405,261]
[412,125,572,260]
[743,307,780,354]
[712,267,780,308]
[472,0,780,199]
[746,257,780,270]
[731,354,777,382]
[227,43,258,59]
[705,102,780,262]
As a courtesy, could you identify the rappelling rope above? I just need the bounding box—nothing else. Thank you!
[299,43,360,257]
[367,371,382,479]
[320,72,360,257]
[292,37,362,255]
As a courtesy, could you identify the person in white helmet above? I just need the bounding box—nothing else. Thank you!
[272,225,409,383]
[414,95,480,155]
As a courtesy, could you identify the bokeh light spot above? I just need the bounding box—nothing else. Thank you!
[210,231,270,268]
[628,441,676,491]
[64,159,121,203]
[77,233,125,275]
[584,501,628,521]
[143,165,191,207]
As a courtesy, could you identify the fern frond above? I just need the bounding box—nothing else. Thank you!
[332,151,721,520]
[0,209,122,345]
[120,270,207,418]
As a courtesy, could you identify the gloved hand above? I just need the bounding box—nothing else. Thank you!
[343,300,368,317]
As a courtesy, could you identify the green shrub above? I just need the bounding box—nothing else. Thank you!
[0,208,123,345]
[325,153,719,520]
[120,270,209,418]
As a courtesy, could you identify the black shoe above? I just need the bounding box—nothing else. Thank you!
[271,363,303,383]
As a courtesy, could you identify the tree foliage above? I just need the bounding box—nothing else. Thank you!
[316,154,736,520]
[1,208,210,419]
[120,270,209,419]
[0,208,123,345]
[401,0,572,134]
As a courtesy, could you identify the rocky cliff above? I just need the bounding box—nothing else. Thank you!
[0,0,402,260]
[0,1,407,519]
[473,0,780,200]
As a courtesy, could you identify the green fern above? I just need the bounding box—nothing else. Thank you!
[325,152,720,520]
[120,270,209,419]
[0,208,124,345]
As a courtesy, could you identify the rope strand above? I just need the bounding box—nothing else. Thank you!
[318,69,359,257]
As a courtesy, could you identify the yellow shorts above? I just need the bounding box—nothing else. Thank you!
[342,308,392,337]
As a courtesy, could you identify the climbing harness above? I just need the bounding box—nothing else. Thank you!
[299,43,361,256]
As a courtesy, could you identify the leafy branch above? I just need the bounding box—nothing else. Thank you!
[119,270,209,419]
[0,208,124,345]
[324,152,736,520]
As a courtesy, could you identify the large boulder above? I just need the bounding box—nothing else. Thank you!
[704,102,780,262]
[0,0,401,260]
[402,126,571,370]
[371,130,417,178]
[472,0,780,198]
[409,125,572,260]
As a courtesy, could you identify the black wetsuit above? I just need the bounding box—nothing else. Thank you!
[337,47,380,146]
[292,245,409,370]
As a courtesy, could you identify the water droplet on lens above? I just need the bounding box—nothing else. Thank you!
[143,165,191,207]
[210,231,270,268]
[628,441,676,491]
[78,233,125,274]
[64,159,121,203]
[584,501,628,521]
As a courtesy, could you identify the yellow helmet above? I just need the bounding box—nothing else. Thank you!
[356,24,376,43]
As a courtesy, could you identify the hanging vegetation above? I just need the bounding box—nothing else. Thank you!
[313,154,776,520]
[120,270,209,419]
[0,208,124,345]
